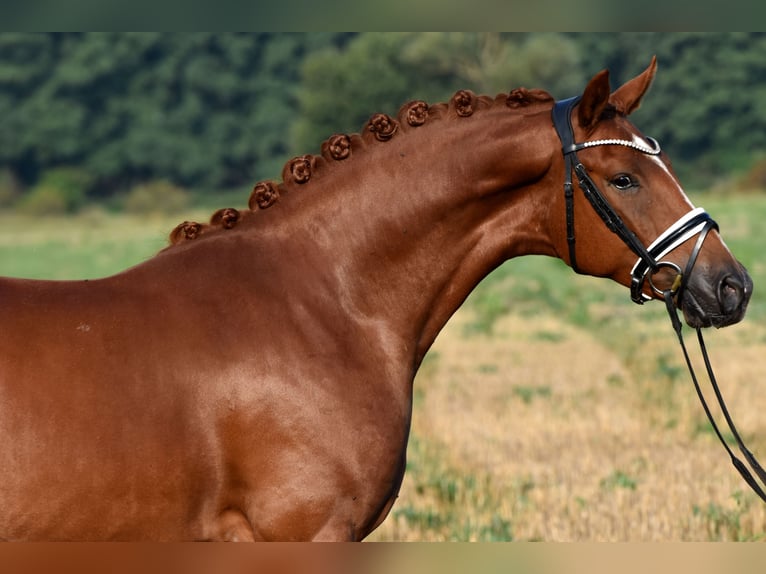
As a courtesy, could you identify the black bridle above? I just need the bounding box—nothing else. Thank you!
[552,96,766,504]
[552,96,719,302]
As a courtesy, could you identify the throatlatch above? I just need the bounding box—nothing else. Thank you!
[552,96,766,504]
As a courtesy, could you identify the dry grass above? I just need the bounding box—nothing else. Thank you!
[369,307,766,541]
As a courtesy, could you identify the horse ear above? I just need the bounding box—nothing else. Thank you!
[609,55,658,116]
[578,69,611,131]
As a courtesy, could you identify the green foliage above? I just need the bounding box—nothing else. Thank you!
[738,155,766,191]
[0,33,347,195]
[600,470,638,491]
[463,289,510,336]
[573,33,766,184]
[512,385,552,405]
[17,167,92,215]
[654,352,684,384]
[291,32,584,154]
[0,168,21,206]
[693,492,756,541]
[3,33,766,207]
[395,434,514,541]
[122,180,190,215]
[17,185,68,215]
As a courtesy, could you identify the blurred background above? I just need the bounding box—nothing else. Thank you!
[2,32,766,215]
[1,32,766,541]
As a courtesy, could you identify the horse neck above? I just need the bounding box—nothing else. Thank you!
[265,103,560,367]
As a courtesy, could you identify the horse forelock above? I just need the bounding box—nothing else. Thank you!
[166,86,555,247]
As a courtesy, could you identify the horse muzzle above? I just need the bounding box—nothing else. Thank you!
[681,264,753,328]
[629,207,752,329]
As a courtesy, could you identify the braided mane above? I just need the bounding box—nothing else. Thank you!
[167,87,554,246]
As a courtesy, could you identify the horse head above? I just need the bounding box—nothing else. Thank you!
[551,56,752,329]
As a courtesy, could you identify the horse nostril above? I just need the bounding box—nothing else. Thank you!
[719,275,744,315]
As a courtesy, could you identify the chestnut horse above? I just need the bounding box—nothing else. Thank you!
[0,58,752,541]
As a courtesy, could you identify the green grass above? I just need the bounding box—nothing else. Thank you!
[600,470,639,491]
[512,385,552,405]
[692,492,756,541]
[0,209,208,280]
[392,435,516,541]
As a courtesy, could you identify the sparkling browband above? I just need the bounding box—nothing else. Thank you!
[566,137,662,156]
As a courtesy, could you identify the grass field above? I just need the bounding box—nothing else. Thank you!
[1,192,766,541]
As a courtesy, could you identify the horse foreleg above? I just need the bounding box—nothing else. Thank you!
[210,508,257,542]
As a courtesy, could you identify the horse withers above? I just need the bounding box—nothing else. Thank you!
[0,58,751,540]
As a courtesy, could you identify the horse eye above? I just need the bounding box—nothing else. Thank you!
[610,174,637,191]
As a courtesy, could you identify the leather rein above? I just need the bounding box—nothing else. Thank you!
[552,96,766,503]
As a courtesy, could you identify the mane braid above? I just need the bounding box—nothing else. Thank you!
[165,86,554,247]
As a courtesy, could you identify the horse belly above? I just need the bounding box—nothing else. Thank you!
[0,366,222,540]
[0,405,220,541]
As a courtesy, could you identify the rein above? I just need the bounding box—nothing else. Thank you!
[552,97,766,503]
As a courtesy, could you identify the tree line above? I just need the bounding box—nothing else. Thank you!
[1,33,765,212]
